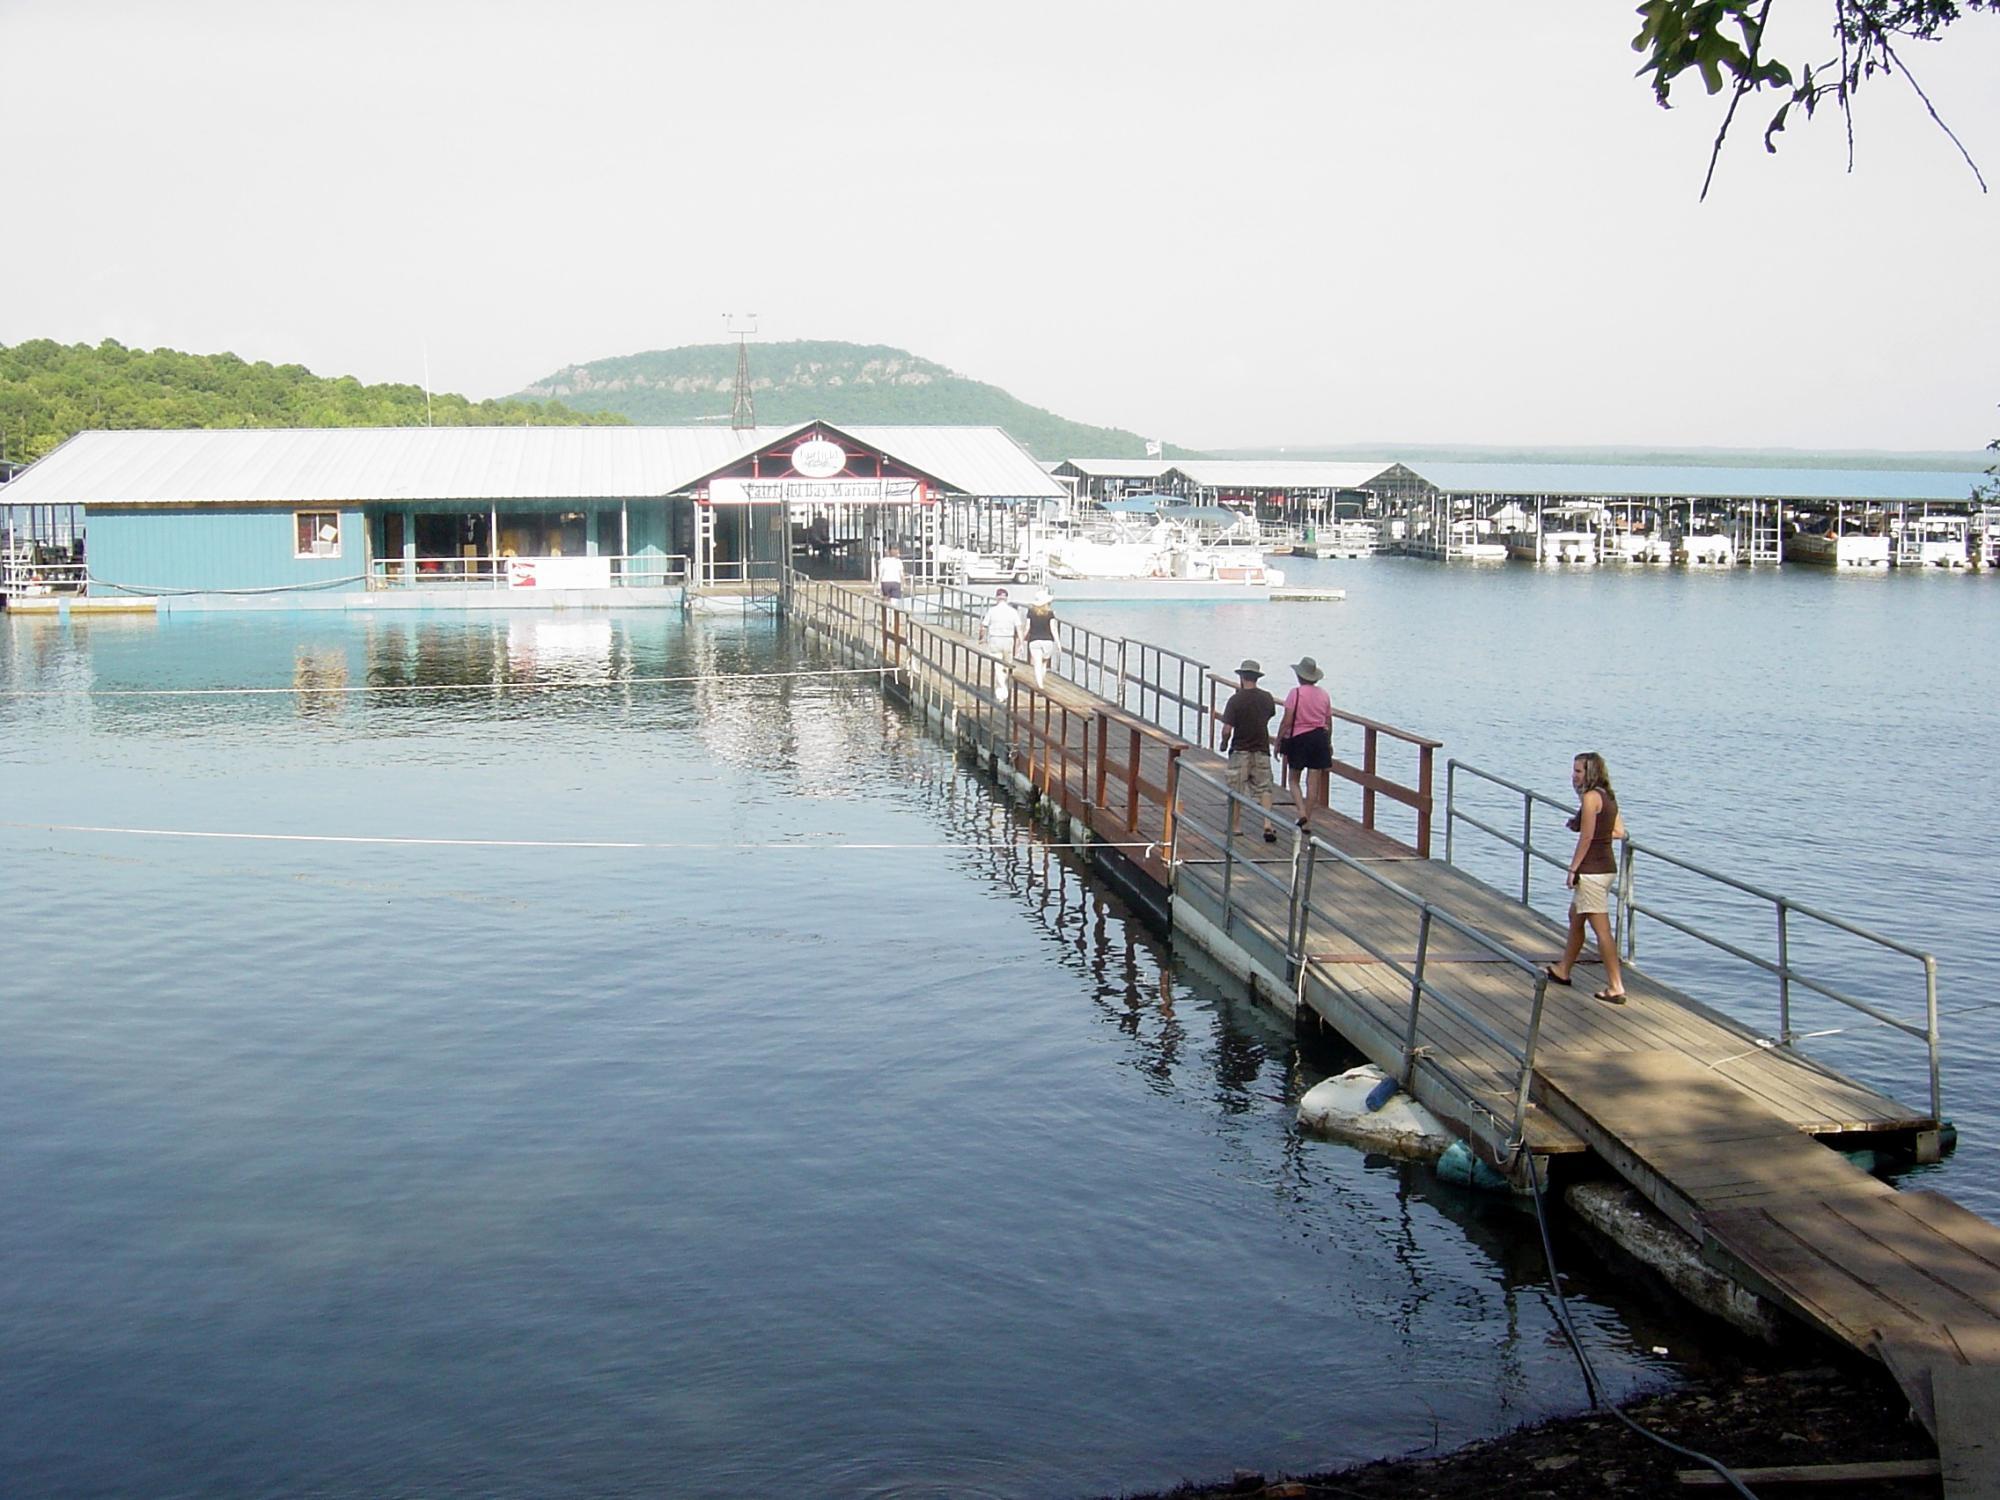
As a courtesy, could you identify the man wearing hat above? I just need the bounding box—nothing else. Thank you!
[980,587,1024,702]
[1218,659,1279,844]
[1276,655,1333,824]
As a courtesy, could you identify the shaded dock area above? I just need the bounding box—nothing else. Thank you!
[785,575,2000,1487]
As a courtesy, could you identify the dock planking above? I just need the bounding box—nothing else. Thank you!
[790,577,1995,1482]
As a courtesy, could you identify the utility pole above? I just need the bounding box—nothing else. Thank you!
[723,313,758,431]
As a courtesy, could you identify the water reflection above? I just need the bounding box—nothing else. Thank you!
[0,609,1739,1498]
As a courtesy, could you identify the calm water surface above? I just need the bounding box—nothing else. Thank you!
[1,565,1990,1498]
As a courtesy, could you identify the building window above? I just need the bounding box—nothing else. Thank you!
[296,512,341,558]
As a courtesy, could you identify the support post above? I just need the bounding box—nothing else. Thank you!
[1414,744,1434,856]
[1401,907,1433,1086]
[1521,795,1534,905]
[1125,726,1142,832]
[1776,900,1793,1045]
[1362,725,1379,831]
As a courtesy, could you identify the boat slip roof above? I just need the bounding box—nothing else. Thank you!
[0,424,1067,506]
[1169,460,1400,490]
[1056,459,1175,478]
[1407,462,1991,503]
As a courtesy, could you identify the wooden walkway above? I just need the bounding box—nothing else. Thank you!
[787,579,2000,1486]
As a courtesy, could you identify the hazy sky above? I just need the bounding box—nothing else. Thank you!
[4,0,1995,451]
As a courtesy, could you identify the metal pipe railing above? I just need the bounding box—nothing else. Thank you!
[1174,760,1554,1161]
[1443,757,1943,1120]
[367,554,689,588]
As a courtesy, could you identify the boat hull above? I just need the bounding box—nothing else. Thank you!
[1787,533,1889,569]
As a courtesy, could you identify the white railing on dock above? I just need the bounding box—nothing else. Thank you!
[1443,758,1942,1121]
[1172,761,1556,1162]
[367,554,689,589]
[1,559,90,595]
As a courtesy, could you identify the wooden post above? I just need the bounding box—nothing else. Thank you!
[1362,725,1379,831]
[1415,743,1434,857]
[1126,725,1142,832]
[1162,744,1182,865]
[1094,712,1109,809]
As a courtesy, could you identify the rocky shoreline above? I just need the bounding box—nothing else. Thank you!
[1114,1361,1934,1500]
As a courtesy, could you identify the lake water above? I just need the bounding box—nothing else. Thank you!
[2,560,1993,1498]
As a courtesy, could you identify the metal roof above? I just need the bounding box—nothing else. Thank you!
[834,425,1064,498]
[1055,458,1175,478]
[1168,460,1400,491]
[1404,462,1992,504]
[0,423,1065,506]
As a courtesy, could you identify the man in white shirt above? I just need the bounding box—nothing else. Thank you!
[877,545,905,607]
[979,587,1023,703]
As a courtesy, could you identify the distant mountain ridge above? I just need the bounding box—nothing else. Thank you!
[515,340,1177,460]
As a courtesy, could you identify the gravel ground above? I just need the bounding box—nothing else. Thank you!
[1111,1361,1936,1500]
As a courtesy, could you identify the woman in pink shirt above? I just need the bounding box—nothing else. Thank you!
[1276,656,1333,823]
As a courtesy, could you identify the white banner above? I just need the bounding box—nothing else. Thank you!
[706,477,929,506]
[506,556,613,590]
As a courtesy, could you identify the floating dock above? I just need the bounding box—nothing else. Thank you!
[786,574,2000,1491]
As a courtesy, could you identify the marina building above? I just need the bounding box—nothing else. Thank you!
[0,423,1063,610]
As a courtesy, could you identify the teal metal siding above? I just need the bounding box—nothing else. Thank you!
[627,502,669,559]
[87,507,368,595]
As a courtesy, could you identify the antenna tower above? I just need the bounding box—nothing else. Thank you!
[724,313,758,430]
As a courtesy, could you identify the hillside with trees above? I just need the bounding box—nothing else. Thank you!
[0,340,626,465]
[515,341,1176,460]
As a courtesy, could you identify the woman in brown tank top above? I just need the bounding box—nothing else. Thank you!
[1545,751,1629,1003]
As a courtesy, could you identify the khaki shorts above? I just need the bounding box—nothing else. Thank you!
[1572,871,1615,916]
[1228,748,1273,795]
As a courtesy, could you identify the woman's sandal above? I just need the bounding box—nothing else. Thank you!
[1542,966,1572,987]
[1594,989,1628,1005]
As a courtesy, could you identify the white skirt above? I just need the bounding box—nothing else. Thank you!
[1572,871,1614,915]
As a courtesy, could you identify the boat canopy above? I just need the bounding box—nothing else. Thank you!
[1102,494,1172,514]
[1159,504,1244,526]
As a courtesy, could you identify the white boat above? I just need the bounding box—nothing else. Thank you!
[1032,524,1280,600]
[1507,505,1605,565]
[1787,526,1889,569]
[934,542,1036,585]
[1398,514,1504,561]
[1608,530,1673,565]
[1672,527,1736,567]
[1313,519,1382,558]
[1973,509,2000,571]
[1891,514,1970,569]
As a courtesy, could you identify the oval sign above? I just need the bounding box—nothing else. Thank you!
[792,438,846,479]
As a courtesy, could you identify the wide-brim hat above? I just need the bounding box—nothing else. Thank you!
[1292,656,1323,683]
[1236,659,1263,678]
[1032,589,1053,606]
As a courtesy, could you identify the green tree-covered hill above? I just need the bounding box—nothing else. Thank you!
[0,339,626,464]
[515,340,1173,460]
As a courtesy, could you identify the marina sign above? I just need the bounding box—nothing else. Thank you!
[705,477,930,505]
[791,438,847,478]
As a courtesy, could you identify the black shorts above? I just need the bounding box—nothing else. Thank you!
[880,581,903,600]
[1282,725,1332,771]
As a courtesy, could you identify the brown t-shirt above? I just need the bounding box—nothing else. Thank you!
[1220,686,1276,754]
[1577,788,1619,874]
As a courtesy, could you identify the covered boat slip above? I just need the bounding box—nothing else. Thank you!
[785,572,2000,1485]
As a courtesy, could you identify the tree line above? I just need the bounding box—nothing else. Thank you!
[0,339,626,465]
